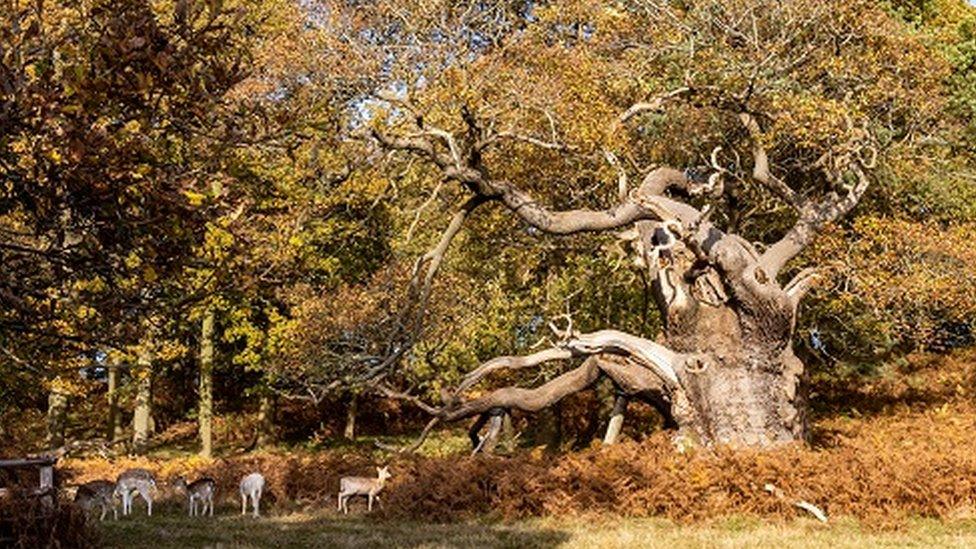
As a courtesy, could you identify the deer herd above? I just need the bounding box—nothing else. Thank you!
[73,465,392,520]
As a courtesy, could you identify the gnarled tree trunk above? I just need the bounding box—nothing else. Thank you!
[654,277,806,447]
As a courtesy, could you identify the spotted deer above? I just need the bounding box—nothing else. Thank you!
[173,476,216,517]
[74,479,118,520]
[337,466,391,514]
[115,468,156,516]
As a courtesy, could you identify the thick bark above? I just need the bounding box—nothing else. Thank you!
[661,300,806,447]
[198,308,215,459]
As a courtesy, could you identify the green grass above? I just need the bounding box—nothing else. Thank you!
[95,506,976,548]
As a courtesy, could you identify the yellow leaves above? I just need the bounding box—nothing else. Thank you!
[122,119,142,134]
[124,251,143,270]
[72,276,108,294]
[143,264,158,283]
[9,138,31,154]
[130,163,151,180]
[184,190,207,206]
[48,375,87,397]
[287,234,305,248]
[203,223,235,255]
[155,339,188,362]
[812,215,976,351]
[75,304,97,321]
[767,93,851,152]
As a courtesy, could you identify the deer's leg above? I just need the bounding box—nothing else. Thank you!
[241,493,246,515]
[368,493,373,512]
[254,488,261,517]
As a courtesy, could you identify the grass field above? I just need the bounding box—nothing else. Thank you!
[94,506,976,548]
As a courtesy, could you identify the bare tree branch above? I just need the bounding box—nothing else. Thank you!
[738,112,802,210]
[374,383,440,415]
[442,357,603,421]
[617,87,692,124]
[759,166,870,277]
[456,347,574,394]
[784,267,818,304]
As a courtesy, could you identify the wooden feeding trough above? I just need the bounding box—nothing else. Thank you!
[0,456,59,505]
[0,456,61,545]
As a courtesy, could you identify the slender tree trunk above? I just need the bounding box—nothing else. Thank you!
[47,379,68,449]
[106,365,123,442]
[343,393,357,440]
[256,390,276,447]
[131,349,154,454]
[198,308,215,458]
[603,394,629,445]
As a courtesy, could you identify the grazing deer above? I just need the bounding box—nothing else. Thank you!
[115,468,156,516]
[173,476,216,517]
[74,480,118,520]
[337,466,391,514]
[239,472,265,517]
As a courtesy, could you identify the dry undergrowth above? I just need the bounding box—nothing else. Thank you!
[64,352,976,526]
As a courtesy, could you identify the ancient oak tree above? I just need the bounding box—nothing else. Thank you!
[354,0,946,448]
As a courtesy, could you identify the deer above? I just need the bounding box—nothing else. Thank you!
[74,479,118,520]
[337,466,391,514]
[115,468,156,516]
[173,476,216,517]
[239,472,265,518]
